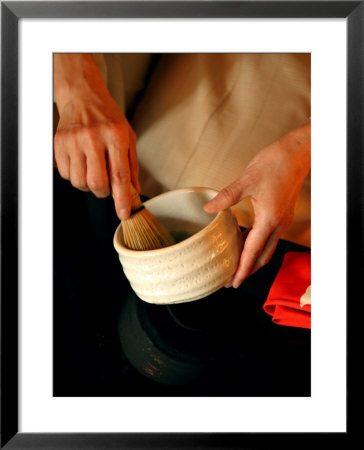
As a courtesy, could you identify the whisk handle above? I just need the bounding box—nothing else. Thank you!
[130,184,143,211]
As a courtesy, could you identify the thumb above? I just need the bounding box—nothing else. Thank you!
[203,181,245,214]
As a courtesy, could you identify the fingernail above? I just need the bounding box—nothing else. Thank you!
[203,201,217,213]
[119,207,130,221]
[232,280,242,289]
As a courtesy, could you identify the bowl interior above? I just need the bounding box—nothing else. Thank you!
[119,188,218,247]
[146,187,217,238]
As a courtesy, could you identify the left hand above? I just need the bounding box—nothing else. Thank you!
[203,121,311,288]
[53,53,140,221]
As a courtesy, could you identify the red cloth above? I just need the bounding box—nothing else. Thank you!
[263,251,311,329]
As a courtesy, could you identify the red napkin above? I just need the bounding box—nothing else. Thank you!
[263,251,311,329]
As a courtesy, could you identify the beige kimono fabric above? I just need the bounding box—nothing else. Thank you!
[100,53,311,248]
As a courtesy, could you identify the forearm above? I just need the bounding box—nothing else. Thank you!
[276,121,311,180]
[54,53,109,110]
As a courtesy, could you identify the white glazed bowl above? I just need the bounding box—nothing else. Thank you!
[113,187,243,304]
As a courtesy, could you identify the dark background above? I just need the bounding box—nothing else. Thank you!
[53,169,311,397]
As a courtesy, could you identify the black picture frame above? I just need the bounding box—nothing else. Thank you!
[1,1,360,448]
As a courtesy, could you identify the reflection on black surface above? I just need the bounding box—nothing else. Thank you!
[53,170,311,397]
[118,292,213,386]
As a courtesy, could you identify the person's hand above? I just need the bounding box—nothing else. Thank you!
[203,122,311,288]
[54,54,139,221]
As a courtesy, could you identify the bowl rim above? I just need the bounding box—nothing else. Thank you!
[113,186,229,256]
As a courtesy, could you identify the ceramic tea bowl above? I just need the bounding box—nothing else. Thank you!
[113,187,243,304]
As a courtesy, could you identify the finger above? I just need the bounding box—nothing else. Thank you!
[86,146,110,197]
[203,179,245,214]
[54,132,70,180]
[230,222,273,288]
[54,149,70,180]
[107,143,132,221]
[70,151,89,191]
[250,229,280,276]
[128,128,141,193]
[224,228,250,288]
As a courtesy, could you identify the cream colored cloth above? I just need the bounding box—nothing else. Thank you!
[99,53,154,115]
[102,53,311,248]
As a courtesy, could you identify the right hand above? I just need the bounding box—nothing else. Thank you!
[204,121,311,288]
[53,54,139,221]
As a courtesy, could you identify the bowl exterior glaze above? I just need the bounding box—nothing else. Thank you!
[113,188,243,304]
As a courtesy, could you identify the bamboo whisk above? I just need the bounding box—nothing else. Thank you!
[121,185,176,250]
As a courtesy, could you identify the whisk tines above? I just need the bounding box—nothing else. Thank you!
[121,186,175,251]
